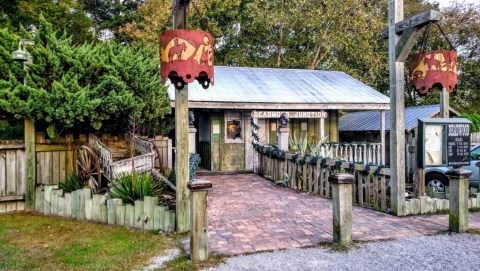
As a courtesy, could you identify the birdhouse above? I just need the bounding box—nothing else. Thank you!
[160,29,214,90]
[409,50,457,95]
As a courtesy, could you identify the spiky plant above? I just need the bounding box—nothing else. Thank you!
[59,173,84,193]
[108,173,162,205]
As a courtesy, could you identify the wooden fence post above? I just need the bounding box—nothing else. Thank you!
[188,180,212,261]
[446,169,471,233]
[24,118,36,210]
[330,173,355,245]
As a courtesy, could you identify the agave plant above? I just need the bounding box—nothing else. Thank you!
[289,132,308,155]
[108,173,162,205]
[59,173,84,193]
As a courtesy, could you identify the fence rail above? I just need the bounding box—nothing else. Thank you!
[255,145,391,213]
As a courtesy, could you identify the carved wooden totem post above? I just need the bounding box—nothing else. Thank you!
[161,0,214,233]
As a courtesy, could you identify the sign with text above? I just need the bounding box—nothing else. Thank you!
[447,123,471,166]
[417,118,472,168]
[251,111,328,119]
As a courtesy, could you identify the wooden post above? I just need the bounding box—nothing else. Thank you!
[380,110,386,165]
[440,88,449,118]
[173,0,191,233]
[188,180,212,261]
[388,0,406,216]
[446,169,471,233]
[277,127,290,151]
[330,173,354,245]
[24,118,36,210]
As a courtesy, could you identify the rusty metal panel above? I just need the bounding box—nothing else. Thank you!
[409,50,457,95]
[160,29,214,90]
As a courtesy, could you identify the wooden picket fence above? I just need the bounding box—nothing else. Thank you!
[0,140,26,212]
[36,185,175,232]
[255,145,391,212]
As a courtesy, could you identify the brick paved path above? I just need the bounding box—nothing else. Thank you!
[183,174,480,255]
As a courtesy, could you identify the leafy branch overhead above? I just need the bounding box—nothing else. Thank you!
[0,15,170,136]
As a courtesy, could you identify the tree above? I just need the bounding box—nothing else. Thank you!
[0,16,170,137]
[0,0,94,44]
[81,0,144,41]
[404,2,480,114]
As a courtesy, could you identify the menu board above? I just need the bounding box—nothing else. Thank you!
[447,123,470,166]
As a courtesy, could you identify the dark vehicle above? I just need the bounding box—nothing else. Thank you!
[425,144,480,192]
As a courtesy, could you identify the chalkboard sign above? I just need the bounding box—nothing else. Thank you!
[447,123,470,166]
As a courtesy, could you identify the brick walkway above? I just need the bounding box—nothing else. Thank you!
[183,174,480,255]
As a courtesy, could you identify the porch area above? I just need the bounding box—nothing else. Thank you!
[184,174,480,255]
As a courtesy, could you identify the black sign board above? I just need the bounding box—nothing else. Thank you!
[447,123,471,166]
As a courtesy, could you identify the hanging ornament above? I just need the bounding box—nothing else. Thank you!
[160,29,214,90]
[408,22,458,95]
[409,50,457,94]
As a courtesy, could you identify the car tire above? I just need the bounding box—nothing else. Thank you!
[426,173,449,193]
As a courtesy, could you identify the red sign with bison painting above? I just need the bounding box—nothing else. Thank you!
[160,29,214,90]
[409,50,457,95]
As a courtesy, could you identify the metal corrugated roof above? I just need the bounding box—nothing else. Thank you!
[167,66,389,109]
[339,104,458,132]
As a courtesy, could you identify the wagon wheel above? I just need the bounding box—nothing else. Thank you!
[76,144,103,193]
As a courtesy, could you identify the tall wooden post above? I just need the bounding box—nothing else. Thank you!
[24,118,36,210]
[388,0,406,216]
[440,88,449,118]
[173,0,191,233]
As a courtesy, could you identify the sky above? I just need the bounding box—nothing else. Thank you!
[426,0,479,8]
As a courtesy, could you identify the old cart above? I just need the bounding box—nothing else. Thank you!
[76,134,156,193]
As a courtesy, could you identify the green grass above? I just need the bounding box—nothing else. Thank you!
[0,212,177,271]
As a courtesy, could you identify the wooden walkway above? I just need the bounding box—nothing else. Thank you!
[183,174,480,255]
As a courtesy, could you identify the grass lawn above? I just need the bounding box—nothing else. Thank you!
[0,212,177,271]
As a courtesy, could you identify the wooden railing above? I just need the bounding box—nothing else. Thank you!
[255,145,391,213]
[322,143,383,165]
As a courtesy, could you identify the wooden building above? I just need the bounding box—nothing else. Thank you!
[339,104,459,181]
[167,66,390,172]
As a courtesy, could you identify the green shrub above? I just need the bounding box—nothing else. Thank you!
[108,173,161,205]
[59,173,84,193]
[0,122,23,140]
[189,153,201,181]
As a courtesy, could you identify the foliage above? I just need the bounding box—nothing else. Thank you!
[289,131,308,155]
[58,172,83,193]
[0,121,23,140]
[0,213,176,271]
[0,16,170,137]
[161,167,176,186]
[458,113,480,132]
[0,0,94,44]
[108,173,162,205]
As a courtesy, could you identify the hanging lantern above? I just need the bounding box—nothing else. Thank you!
[160,29,214,90]
[409,50,457,95]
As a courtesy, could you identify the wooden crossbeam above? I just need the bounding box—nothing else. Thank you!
[381,9,441,39]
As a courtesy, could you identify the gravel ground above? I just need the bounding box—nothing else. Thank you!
[204,233,480,271]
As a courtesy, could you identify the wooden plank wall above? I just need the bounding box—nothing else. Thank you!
[35,133,82,185]
[151,137,173,170]
[0,140,26,213]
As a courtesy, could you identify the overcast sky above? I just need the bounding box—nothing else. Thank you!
[426,0,479,8]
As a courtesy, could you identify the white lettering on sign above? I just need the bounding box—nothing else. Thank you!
[252,111,328,119]
[448,124,470,137]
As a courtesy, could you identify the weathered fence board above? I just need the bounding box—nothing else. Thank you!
[35,186,175,231]
[0,142,26,212]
